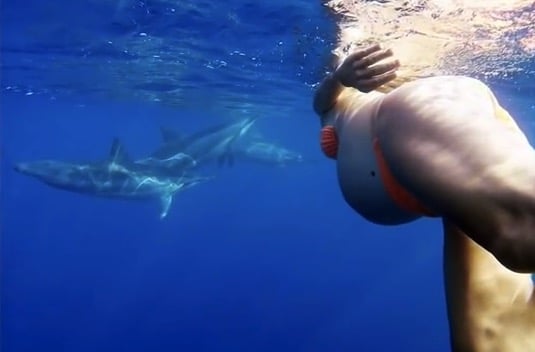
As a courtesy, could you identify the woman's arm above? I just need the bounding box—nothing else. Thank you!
[313,44,400,117]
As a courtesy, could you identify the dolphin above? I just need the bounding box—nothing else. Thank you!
[233,141,305,167]
[150,117,258,169]
[14,138,211,219]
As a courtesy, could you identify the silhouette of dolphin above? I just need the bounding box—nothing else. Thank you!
[14,138,211,219]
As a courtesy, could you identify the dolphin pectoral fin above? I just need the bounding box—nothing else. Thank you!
[217,154,226,168]
[217,150,235,168]
[227,153,235,167]
[159,194,173,219]
[224,144,236,167]
[160,126,184,144]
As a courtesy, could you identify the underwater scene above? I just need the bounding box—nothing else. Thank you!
[2,1,535,351]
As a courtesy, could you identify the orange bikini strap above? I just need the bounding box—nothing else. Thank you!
[372,137,437,217]
[319,125,436,217]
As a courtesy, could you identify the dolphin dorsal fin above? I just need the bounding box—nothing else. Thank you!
[159,193,173,219]
[160,126,183,143]
[109,138,131,164]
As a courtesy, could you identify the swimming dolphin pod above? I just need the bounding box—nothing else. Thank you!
[14,138,211,219]
[154,119,308,169]
[14,117,307,219]
[151,117,258,169]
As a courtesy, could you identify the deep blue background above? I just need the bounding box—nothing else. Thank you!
[2,1,534,351]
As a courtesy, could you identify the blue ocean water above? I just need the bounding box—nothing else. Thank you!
[1,1,534,352]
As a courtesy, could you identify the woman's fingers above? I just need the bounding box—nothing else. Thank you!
[352,48,395,69]
[355,70,398,92]
[355,59,400,79]
[345,44,382,63]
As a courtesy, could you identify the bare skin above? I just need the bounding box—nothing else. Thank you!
[314,44,535,273]
[313,44,400,119]
[314,44,535,351]
[373,75,535,273]
[444,220,535,352]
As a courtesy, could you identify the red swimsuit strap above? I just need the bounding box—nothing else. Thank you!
[320,125,437,217]
[372,137,437,217]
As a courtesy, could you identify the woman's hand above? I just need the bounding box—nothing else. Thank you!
[334,44,400,92]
